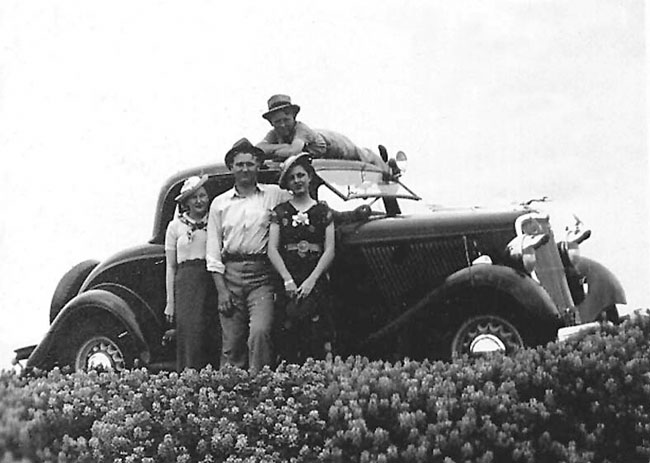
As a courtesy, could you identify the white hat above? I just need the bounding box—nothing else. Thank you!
[175,175,208,203]
[278,153,313,190]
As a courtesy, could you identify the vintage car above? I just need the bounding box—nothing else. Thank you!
[14,155,626,372]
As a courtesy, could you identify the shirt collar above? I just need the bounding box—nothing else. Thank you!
[231,183,263,198]
[181,212,207,223]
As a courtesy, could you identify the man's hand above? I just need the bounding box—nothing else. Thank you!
[217,289,235,317]
[331,204,372,225]
[213,273,235,316]
[162,329,176,346]
[255,142,279,156]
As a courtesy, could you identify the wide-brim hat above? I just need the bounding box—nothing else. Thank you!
[175,174,209,203]
[224,138,266,168]
[262,94,301,121]
[278,153,314,190]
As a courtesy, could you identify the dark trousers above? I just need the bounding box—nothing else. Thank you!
[175,260,219,371]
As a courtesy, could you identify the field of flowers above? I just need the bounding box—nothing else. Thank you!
[1,316,650,463]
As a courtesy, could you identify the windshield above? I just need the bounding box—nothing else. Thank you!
[315,167,423,213]
[318,168,420,200]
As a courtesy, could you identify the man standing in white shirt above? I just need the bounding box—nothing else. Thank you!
[206,138,291,372]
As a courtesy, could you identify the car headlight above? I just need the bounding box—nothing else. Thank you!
[558,214,591,266]
[395,151,407,173]
[386,151,408,179]
[507,213,551,274]
[558,241,580,266]
[507,233,549,274]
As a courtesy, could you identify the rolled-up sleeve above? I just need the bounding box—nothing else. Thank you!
[260,129,278,144]
[206,199,225,274]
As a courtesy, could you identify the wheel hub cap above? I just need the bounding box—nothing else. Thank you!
[455,317,523,356]
[77,337,125,371]
[469,333,506,353]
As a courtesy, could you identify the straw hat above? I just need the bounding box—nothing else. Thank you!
[175,175,208,203]
[278,153,314,189]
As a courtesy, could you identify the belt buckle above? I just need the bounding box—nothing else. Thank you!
[297,240,310,257]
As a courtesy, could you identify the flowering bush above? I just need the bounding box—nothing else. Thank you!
[1,316,650,462]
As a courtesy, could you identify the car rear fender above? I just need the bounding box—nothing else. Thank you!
[27,289,149,370]
[575,256,627,323]
[91,282,162,342]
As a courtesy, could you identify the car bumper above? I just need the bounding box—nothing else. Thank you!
[557,321,601,342]
[12,344,36,369]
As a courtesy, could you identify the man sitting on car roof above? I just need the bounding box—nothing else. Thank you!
[256,94,387,170]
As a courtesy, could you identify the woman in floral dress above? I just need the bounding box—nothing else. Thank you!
[267,154,335,363]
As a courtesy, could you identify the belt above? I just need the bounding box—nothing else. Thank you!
[285,241,322,254]
[177,259,206,268]
[222,252,268,263]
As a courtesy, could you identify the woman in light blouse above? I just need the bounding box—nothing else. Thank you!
[164,175,218,371]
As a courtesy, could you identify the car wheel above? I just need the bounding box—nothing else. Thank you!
[64,320,136,372]
[50,260,99,323]
[451,314,524,357]
[74,335,129,371]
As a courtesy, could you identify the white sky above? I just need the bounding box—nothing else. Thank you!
[0,0,647,368]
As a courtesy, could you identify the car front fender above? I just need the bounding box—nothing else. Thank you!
[27,289,149,370]
[575,257,627,323]
[441,264,562,322]
[361,264,561,348]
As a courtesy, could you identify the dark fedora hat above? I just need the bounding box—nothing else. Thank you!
[262,94,301,121]
[224,138,265,168]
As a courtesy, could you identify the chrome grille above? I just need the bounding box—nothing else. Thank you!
[531,218,575,318]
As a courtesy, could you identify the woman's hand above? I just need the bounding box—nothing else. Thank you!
[284,278,298,298]
[297,277,316,300]
[164,303,174,324]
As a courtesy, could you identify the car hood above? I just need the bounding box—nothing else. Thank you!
[338,206,530,245]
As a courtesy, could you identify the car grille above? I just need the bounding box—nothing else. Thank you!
[361,237,471,304]
[527,217,575,320]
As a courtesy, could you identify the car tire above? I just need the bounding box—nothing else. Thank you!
[50,260,99,323]
[450,314,525,357]
[62,316,137,372]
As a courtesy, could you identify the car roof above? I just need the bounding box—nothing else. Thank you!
[162,158,382,187]
[150,158,384,243]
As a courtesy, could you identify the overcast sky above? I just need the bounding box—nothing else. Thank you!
[0,0,647,368]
